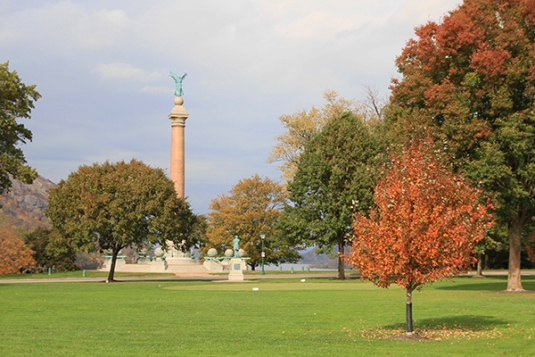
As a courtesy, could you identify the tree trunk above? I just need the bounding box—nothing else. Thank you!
[406,288,414,334]
[474,252,484,278]
[507,216,525,291]
[337,241,345,280]
[107,247,119,282]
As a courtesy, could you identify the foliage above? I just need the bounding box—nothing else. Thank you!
[188,214,208,250]
[23,227,77,271]
[268,90,356,181]
[45,159,195,281]
[0,62,40,194]
[389,0,535,291]
[282,112,384,279]
[0,226,35,274]
[347,138,494,332]
[205,174,298,269]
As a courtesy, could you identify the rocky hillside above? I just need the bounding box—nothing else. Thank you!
[0,176,56,230]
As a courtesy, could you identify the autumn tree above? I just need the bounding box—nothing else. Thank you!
[389,0,535,291]
[0,226,35,275]
[282,112,384,279]
[268,90,356,182]
[204,174,299,270]
[347,138,494,334]
[0,62,40,194]
[46,159,195,282]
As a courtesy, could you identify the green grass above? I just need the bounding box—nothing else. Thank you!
[0,270,176,279]
[0,276,534,356]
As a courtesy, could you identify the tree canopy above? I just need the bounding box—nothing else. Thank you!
[45,159,195,281]
[281,112,384,279]
[0,226,35,275]
[389,0,535,291]
[268,90,356,182]
[347,138,494,333]
[204,174,299,269]
[0,62,40,194]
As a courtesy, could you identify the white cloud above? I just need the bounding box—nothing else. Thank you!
[97,8,128,27]
[0,1,130,51]
[140,86,170,94]
[93,63,162,82]
[273,11,386,39]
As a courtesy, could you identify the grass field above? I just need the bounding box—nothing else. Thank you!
[0,275,534,356]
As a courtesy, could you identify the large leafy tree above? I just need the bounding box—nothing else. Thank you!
[46,159,195,281]
[204,174,299,270]
[282,112,384,279]
[0,226,35,275]
[0,62,40,194]
[347,138,494,334]
[389,0,535,291]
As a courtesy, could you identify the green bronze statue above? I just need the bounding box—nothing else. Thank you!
[233,235,240,258]
[170,71,187,97]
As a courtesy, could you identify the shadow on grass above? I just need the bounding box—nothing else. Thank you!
[366,315,508,340]
[361,315,508,340]
[418,315,508,329]
[435,276,535,292]
[383,315,507,331]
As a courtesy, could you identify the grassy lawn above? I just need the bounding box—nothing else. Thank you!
[0,276,534,356]
[0,271,177,279]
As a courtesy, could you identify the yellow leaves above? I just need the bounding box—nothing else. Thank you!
[205,175,287,263]
[268,90,357,182]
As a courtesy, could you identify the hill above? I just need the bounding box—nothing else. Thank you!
[0,176,56,230]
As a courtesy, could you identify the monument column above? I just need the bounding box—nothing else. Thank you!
[168,96,189,198]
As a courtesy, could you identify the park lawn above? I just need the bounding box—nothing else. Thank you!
[0,276,534,357]
[0,271,177,279]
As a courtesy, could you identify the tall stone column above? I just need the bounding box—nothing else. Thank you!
[168,96,189,198]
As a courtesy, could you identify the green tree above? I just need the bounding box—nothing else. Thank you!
[0,62,40,194]
[389,0,535,291]
[45,159,195,282]
[23,227,77,271]
[282,112,384,279]
[204,174,299,270]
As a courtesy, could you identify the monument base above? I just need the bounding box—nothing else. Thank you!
[228,258,244,281]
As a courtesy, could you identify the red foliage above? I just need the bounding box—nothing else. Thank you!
[346,138,494,292]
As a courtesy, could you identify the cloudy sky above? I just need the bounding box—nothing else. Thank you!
[2,0,462,214]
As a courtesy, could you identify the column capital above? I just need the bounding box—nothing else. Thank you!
[168,96,189,126]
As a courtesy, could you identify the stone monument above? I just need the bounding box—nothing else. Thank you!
[165,71,197,267]
[168,71,188,198]
[99,73,205,274]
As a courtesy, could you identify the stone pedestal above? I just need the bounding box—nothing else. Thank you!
[228,258,245,281]
[203,260,224,272]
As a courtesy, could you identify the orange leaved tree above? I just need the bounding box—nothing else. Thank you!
[346,138,494,334]
[0,226,35,275]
